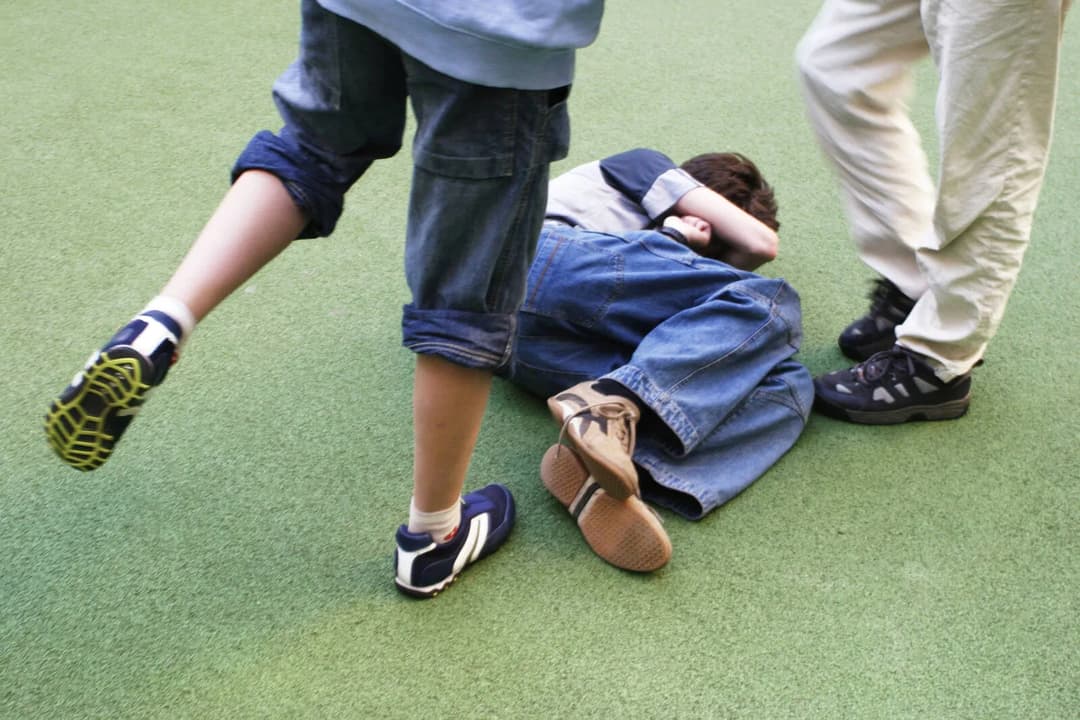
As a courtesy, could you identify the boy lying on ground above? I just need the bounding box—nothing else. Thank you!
[498,148,813,571]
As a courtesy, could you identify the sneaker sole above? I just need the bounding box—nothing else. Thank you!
[44,348,151,471]
[816,395,970,425]
[541,445,670,573]
[395,573,457,599]
[545,396,638,501]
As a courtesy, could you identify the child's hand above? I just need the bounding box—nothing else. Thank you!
[662,215,712,251]
[673,186,779,270]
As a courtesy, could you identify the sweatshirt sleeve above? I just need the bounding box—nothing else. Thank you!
[598,148,702,220]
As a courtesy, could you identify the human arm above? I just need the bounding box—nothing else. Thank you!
[600,149,779,269]
[673,186,778,270]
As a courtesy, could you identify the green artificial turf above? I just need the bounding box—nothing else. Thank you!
[2,2,1077,718]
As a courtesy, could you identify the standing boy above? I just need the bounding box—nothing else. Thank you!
[45,0,604,598]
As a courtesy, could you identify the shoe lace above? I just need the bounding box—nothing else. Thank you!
[558,400,639,455]
[856,347,916,384]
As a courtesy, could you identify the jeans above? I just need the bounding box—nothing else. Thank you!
[232,0,571,369]
[500,226,815,519]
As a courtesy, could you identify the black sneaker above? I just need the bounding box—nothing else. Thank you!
[838,278,917,361]
[814,346,971,424]
[45,311,181,471]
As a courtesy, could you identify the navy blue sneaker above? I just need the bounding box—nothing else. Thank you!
[839,278,916,361]
[814,346,971,424]
[45,311,182,471]
[394,484,516,598]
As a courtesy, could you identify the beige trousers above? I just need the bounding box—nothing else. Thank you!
[797,0,1069,380]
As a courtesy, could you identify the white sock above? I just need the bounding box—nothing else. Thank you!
[408,497,463,543]
[141,295,196,348]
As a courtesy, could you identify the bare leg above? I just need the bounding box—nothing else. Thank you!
[46,170,307,471]
[172,170,493,512]
[411,354,493,512]
[161,170,306,321]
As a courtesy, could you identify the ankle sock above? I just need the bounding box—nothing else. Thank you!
[141,295,196,347]
[408,497,463,543]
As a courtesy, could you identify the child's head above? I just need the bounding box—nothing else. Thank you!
[679,152,779,231]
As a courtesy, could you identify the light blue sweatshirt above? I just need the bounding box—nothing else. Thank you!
[317,0,604,89]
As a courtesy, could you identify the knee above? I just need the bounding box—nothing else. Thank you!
[729,276,802,314]
[794,28,860,113]
[716,276,805,349]
[233,128,377,238]
[765,360,815,422]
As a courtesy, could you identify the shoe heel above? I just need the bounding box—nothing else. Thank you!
[577,494,672,573]
[540,444,588,508]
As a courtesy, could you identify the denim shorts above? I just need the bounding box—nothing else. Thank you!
[233,0,572,369]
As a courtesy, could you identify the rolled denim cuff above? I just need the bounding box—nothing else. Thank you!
[232,129,346,239]
[401,304,515,370]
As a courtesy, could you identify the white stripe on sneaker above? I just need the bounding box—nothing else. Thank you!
[130,315,179,359]
[396,539,436,586]
[470,513,489,563]
[452,513,489,575]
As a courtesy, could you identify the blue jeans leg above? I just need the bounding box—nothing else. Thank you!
[636,359,813,519]
[235,0,409,237]
[505,226,813,518]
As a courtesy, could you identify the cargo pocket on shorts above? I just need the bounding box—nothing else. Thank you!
[521,229,623,330]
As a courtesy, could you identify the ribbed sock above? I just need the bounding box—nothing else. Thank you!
[408,497,463,543]
[141,295,196,347]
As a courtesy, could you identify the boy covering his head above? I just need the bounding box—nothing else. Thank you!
[499,148,813,572]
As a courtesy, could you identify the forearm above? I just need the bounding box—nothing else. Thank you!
[674,186,779,270]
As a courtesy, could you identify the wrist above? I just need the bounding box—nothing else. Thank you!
[658,225,688,245]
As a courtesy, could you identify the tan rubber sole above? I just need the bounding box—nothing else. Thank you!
[541,444,671,573]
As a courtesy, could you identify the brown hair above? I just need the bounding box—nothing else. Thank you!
[679,152,779,231]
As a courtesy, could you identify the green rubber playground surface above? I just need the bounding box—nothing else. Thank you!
[2,2,1077,718]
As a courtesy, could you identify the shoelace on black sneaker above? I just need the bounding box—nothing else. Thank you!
[855,348,918,384]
